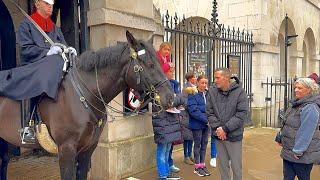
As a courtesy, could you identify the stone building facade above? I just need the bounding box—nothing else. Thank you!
[2,0,164,179]
[154,0,320,126]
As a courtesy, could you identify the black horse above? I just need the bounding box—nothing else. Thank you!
[0,31,174,180]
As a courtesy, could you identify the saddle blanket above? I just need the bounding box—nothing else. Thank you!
[0,55,64,100]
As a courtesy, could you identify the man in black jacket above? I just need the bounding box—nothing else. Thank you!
[206,68,248,180]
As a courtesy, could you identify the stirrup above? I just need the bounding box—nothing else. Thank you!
[19,120,36,144]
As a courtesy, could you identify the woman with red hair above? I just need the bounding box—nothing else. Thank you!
[157,42,172,72]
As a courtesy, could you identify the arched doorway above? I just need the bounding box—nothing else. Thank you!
[0,0,16,70]
[302,28,316,76]
[278,17,297,78]
[0,0,19,156]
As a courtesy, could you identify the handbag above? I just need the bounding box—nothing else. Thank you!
[274,109,287,144]
[274,131,282,144]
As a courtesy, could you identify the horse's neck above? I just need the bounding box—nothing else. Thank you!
[78,66,127,103]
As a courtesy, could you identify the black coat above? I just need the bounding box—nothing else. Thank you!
[18,18,66,65]
[176,92,193,141]
[0,55,64,100]
[0,18,66,100]
[206,79,249,142]
[152,111,182,144]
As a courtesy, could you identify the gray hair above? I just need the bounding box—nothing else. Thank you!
[214,68,231,78]
[295,78,319,95]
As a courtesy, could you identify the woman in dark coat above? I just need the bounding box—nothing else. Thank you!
[152,106,182,180]
[278,78,320,180]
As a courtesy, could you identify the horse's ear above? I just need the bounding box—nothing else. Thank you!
[126,31,138,49]
[147,34,154,45]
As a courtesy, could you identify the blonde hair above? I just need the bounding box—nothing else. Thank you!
[295,78,319,95]
[159,42,172,51]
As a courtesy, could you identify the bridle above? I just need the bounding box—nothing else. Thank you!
[124,47,168,112]
[69,44,168,125]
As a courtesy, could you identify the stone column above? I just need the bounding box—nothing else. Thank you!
[291,52,304,77]
[87,1,163,179]
[310,54,320,74]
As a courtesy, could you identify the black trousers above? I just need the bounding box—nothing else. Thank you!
[192,127,209,164]
[283,159,313,180]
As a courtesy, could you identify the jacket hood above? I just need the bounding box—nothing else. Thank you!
[213,76,242,93]
[290,94,320,107]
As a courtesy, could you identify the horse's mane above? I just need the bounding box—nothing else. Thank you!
[76,43,127,71]
[76,40,155,72]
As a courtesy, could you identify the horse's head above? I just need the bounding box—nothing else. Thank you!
[123,31,174,110]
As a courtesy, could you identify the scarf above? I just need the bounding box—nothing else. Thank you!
[31,12,54,32]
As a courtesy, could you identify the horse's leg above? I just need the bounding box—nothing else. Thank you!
[58,143,77,180]
[0,138,9,180]
[76,145,97,180]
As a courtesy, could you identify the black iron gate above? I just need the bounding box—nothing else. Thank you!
[162,0,254,119]
[262,77,296,127]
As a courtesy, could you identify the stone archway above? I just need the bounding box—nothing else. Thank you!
[278,17,297,78]
[167,16,211,83]
[302,28,316,76]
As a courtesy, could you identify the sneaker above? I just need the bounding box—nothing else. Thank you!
[166,174,181,180]
[202,167,211,176]
[158,178,167,180]
[170,165,180,173]
[210,158,217,167]
[184,157,194,165]
[194,168,206,177]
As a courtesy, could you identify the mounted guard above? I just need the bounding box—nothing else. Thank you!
[0,1,175,179]
[2,0,76,143]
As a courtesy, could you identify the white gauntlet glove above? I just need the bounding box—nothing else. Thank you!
[47,45,63,56]
[67,47,77,57]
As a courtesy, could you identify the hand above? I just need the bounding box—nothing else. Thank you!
[67,47,77,57]
[277,143,282,147]
[216,127,227,140]
[293,154,300,160]
[47,45,63,56]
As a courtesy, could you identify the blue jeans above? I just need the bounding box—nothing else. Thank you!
[183,140,193,157]
[211,135,217,158]
[156,143,172,178]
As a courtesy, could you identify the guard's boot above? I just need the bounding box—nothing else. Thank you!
[21,120,36,144]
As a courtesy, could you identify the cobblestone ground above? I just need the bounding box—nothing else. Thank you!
[8,155,59,180]
[7,128,320,180]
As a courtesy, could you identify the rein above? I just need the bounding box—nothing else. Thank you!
[69,45,167,125]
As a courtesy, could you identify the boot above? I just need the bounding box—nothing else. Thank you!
[184,157,194,165]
